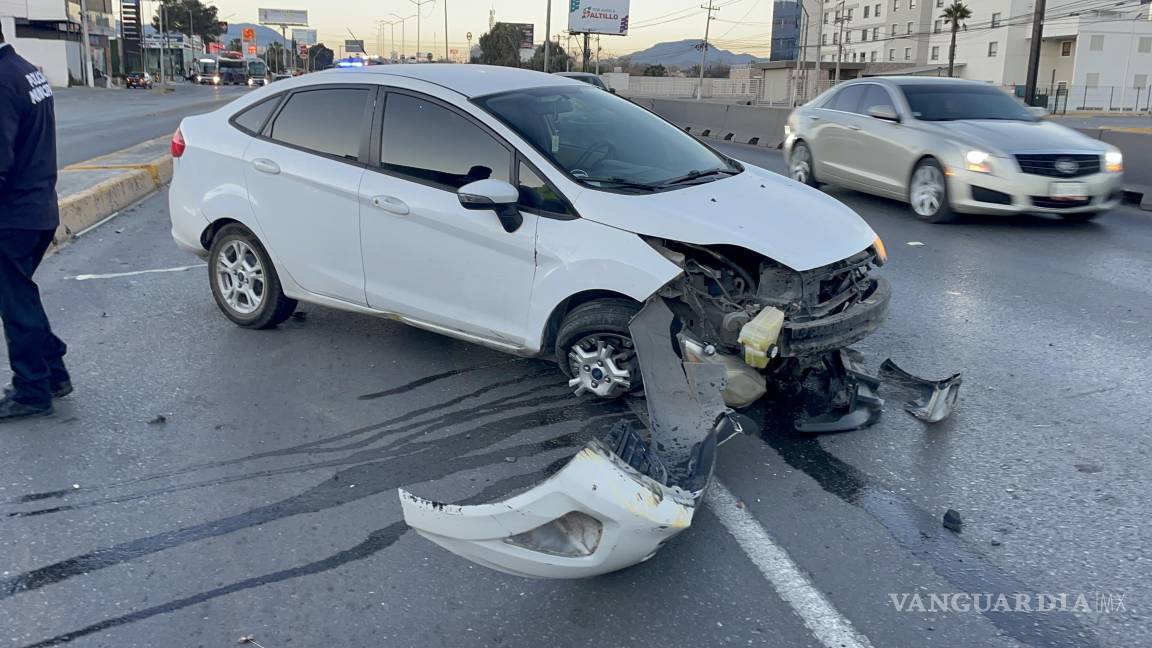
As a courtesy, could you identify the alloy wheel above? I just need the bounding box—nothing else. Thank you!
[790,145,812,184]
[911,165,945,217]
[216,240,266,315]
[567,334,635,398]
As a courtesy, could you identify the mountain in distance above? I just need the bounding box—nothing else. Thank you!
[625,40,758,68]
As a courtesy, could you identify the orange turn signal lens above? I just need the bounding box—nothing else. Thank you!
[873,236,888,265]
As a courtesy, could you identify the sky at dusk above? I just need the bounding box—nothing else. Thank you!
[197,0,778,58]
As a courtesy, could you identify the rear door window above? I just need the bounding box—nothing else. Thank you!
[268,87,371,160]
[232,95,282,134]
[825,85,867,114]
[379,92,511,190]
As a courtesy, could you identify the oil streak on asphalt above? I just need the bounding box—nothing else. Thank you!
[754,401,1101,648]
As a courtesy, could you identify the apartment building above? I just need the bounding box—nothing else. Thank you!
[770,0,802,61]
[926,0,1152,103]
[802,0,935,65]
[0,0,115,86]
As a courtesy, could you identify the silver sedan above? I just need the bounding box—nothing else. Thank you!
[783,77,1124,223]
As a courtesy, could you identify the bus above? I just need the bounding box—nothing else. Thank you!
[193,52,248,85]
[244,57,269,86]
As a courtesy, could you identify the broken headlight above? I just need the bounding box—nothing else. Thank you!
[504,511,604,558]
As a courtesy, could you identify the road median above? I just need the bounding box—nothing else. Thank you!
[54,136,172,249]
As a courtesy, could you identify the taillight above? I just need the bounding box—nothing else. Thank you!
[171,128,186,158]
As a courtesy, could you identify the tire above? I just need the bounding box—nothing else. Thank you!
[1058,211,1102,222]
[789,141,820,187]
[554,299,642,399]
[908,158,958,223]
[208,224,297,329]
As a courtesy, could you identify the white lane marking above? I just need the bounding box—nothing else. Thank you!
[72,264,206,281]
[707,481,875,648]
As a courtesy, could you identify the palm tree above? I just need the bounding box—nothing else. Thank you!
[941,1,972,78]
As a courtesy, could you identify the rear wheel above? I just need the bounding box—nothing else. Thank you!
[789,142,820,187]
[555,299,642,399]
[208,225,297,329]
[909,159,958,223]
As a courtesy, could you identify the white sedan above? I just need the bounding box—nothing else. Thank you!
[169,64,888,577]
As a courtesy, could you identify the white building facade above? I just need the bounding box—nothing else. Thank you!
[0,0,115,86]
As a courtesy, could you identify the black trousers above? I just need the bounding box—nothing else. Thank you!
[0,229,68,406]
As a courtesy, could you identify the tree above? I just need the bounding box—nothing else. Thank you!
[308,44,335,70]
[151,0,225,45]
[477,23,527,68]
[643,64,667,77]
[941,1,972,78]
[226,37,242,52]
[530,41,572,73]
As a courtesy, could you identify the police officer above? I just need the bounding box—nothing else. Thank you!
[0,23,71,422]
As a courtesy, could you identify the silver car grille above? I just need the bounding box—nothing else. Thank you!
[1014,153,1101,178]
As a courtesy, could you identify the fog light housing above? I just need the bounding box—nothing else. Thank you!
[504,511,603,557]
[1105,151,1123,173]
[965,150,992,173]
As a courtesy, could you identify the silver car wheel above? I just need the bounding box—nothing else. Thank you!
[216,240,266,315]
[910,165,945,217]
[567,335,634,398]
[790,145,812,184]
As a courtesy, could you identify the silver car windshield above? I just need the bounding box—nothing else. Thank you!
[474,85,739,192]
[900,84,1036,122]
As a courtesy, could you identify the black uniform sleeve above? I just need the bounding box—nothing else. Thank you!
[0,87,19,192]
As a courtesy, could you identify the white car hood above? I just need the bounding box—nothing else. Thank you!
[571,165,876,272]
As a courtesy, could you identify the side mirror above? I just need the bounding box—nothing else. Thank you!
[458,179,523,233]
[608,87,617,94]
[1027,106,1049,118]
[868,105,900,122]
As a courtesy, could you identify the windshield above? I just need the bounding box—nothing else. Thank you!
[219,59,245,70]
[900,84,1035,122]
[248,61,267,76]
[196,60,216,74]
[474,85,738,191]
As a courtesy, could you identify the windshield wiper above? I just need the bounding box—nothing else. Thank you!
[573,176,661,191]
[658,167,739,187]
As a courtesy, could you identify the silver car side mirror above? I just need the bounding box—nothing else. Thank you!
[868,105,900,122]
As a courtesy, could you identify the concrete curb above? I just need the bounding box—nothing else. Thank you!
[53,136,173,249]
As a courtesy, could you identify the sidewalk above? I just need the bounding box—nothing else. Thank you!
[53,137,172,249]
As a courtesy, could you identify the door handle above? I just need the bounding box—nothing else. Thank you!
[807,115,821,120]
[847,124,862,131]
[252,158,281,174]
[371,195,410,215]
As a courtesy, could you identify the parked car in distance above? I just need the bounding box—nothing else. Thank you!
[554,71,613,92]
[271,73,293,83]
[125,72,154,89]
[784,77,1124,222]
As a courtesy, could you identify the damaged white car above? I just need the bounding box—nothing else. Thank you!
[169,65,894,577]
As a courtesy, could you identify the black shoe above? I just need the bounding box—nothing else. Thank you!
[2,380,72,400]
[0,396,53,423]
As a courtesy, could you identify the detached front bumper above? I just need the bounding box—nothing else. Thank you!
[948,166,1123,215]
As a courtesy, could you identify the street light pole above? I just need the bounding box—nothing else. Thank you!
[390,13,414,60]
[1023,0,1047,106]
[444,0,449,62]
[544,0,552,72]
[79,0,95,86]
[410,0,432,60]
[696,0,717,101]
[834,0,845,85]
[792,1,809,105]
[814,0,824,97]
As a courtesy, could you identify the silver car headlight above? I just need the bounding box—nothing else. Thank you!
[1105,150,1123,173]
[964,150,992,174]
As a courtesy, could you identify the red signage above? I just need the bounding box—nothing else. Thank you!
[248,45,258,55]
[242,27,256,41]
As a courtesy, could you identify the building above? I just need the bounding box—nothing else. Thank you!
[0,0,116,86]
[924,0,1152,110]
[803,0,936,66]
[771,1,802,61]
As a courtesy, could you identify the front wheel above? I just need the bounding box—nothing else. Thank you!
[908,159,958,223]
[555,299,642,399]
[208,224,297,329]
[789,142,819,187]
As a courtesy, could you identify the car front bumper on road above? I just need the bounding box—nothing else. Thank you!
[947,166,1123,215]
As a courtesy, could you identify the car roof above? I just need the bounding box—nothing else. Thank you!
[554,72,596,78]
[312,64,582,98]
[852,76,992,87]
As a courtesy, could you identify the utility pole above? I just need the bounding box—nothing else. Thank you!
[410,0,433,61]
[443,0,449,61]
[1023,0,1046,105]
[79,0,95,86]
[187,8,196,53]
[596,34,601,74]
[544,0,552,72]
[834,0,845,84]
[696,0,717,101]
[814,0,824,98]
[792,1,809,105]
[158,3,166,83]
[583,33,590,72]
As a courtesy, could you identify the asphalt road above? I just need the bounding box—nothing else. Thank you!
[1,145,1149,647]
[53,85,250,168]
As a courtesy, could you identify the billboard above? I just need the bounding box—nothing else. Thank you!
[497,22,534,50]
[257,8,308,26]
[568,0,630,36]
[345,39,365,54]
[292,28,317,45]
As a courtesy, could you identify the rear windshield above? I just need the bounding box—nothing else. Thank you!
[900,84,1035,122]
